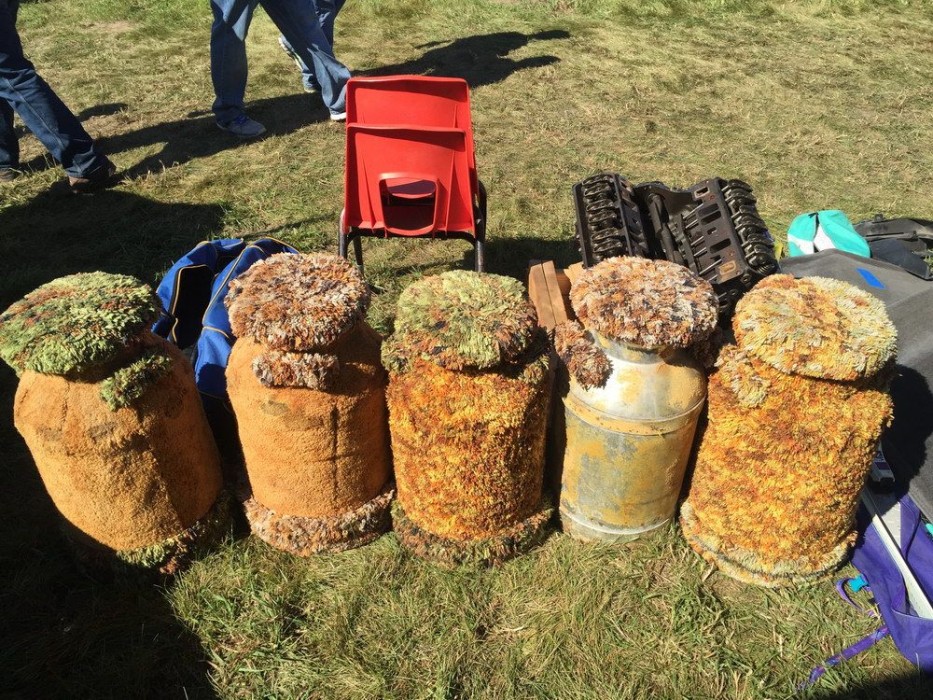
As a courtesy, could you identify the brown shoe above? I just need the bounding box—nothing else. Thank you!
[0,168,18,183]
[68,159,118,194]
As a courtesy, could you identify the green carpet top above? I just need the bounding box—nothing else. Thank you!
[0,272,159,376]
[382,270,539,373]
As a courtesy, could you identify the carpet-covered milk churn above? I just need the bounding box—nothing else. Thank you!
[681,275,896,586]
[225,253,393,555]
[554,257,718,541]
[383,271,553,566]
[0,273,225,575]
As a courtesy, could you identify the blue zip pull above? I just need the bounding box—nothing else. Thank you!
[849,575,869,593]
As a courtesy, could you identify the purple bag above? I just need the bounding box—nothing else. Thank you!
[851,493,933,672]
[804,491,933,688]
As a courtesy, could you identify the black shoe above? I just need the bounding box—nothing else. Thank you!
[68,159,118,194]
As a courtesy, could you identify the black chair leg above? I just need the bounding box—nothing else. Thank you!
[352,236,364,268]
[338,229,348,259]
[475,180,488,272]
[474,239,486,272]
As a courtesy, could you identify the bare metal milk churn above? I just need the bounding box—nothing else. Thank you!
[553,258,718,541]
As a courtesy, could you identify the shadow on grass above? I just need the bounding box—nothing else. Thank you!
[17,103,130,174]
[0,366,219,699]
[0,190,226,695]
[13,30,569,180]
[364,29,570,86]
[0,189,226,309]
[74,102,130,121]
[18,94,329,180]
[814,671,933,698]
[13,101,127,146]
[464,234,579,279]
[101,92,334,181]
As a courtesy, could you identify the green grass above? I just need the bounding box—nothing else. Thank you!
[3,0,933,697]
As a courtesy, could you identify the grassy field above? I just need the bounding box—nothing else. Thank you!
[2,0,933,697]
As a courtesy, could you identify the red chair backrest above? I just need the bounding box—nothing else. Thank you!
[344,124,475,237]
[346,76,478,190]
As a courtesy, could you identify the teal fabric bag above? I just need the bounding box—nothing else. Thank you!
[787,210,871,258]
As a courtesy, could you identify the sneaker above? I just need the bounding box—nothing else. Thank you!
[277,37,319,93]
[68,158,118,194]
[329,111,347,122]
[217,114,266,139]
[0,168,18,183]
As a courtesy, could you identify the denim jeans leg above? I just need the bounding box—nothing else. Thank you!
[0,0,17,173]
[210,0,259,125]
[0,96,17,169]
[279,0,343,93]
[279,33,318,93]
[263,0,350,115]
[317,0,343,46]
[0,0,106,176]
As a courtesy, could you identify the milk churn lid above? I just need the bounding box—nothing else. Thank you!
[570,257,718,349]
[382,270,539,372]
[733,274,896,381]
[226,253,371,352]
[0,272,160,376]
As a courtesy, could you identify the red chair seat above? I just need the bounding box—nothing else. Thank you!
[339,76,486,271]
[382,177,436,201]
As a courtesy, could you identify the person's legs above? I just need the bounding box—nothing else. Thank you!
[0,0,20,171]
[0,94,17,172]
[0,0,110,178]
[279,0,344,94]
[210,0,259,125]
[278,33,318,93]
[263,0,349,116]
[317,0,344,46]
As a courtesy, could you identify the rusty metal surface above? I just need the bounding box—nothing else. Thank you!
[559,336,706,542]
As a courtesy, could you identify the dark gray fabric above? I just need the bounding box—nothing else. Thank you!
[870,239,933,280]
[779,251,933,518]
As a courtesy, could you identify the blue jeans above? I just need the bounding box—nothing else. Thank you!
[0,0,108,176]
[210,0,350,121]
[280,0,345,92]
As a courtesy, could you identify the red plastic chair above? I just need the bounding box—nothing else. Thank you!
[339,76,486,272]
[346,76,479,191]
